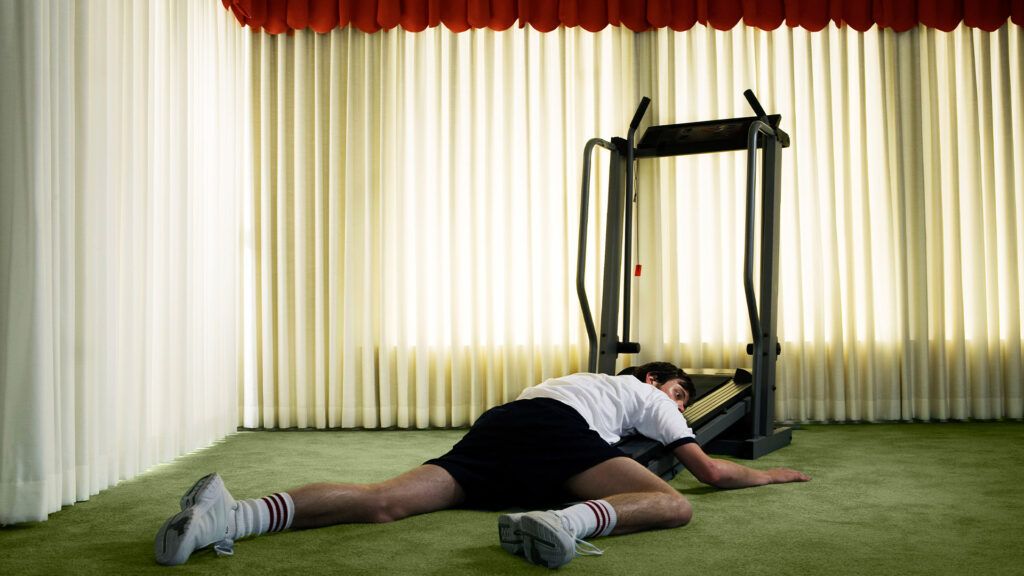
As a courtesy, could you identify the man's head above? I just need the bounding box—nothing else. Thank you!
[618,361,696,414]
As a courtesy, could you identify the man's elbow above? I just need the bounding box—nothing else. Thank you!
[695,462,724,487]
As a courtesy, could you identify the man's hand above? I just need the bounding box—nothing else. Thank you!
[673,442,811,489]
[764,467,811,484]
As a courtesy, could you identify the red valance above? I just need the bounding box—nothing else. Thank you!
[221,1,1023,35]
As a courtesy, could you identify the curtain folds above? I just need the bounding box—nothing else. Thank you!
[5,2,1021,529]
[221,0,1024,35]
[0,0,246,524]
[637,24,1023,422]
[245,22,1024,429]
[243,26,638,428]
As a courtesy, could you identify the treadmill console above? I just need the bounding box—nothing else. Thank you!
[635,114,788,158]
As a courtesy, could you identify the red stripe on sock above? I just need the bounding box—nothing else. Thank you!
[598,501,611,535]
[584,501,607,537]
[596,500,612,535]
[589,500,602,537]
[272,494,287,531]
[270,493,288,531]
[262,496,279,533]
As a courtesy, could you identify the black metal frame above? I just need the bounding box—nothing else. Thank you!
[577,91,792,459]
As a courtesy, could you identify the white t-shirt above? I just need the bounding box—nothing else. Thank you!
[517,372,696,447]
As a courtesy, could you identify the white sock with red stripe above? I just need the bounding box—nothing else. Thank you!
[555,500,617,539]
[232,493,295,540]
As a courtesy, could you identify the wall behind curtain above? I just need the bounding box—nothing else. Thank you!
[245,22,1023,428]
[0,0,246,524]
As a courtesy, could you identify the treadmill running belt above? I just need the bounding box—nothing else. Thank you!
[685,380,751,429]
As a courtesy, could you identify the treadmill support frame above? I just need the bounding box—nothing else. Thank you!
[577,92,792,459]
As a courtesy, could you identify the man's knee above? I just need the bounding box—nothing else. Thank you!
[663,493,693,528]
[649,482,692,527]
[364,486,408,523]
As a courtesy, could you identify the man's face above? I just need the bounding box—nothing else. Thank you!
[656,379,690,414]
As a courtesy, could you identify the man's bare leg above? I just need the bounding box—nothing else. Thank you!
[563,456,692,534]
[289,464,466,528]
[155,465,464,566]
[500,457,691,568]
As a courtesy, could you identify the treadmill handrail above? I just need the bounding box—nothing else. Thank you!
[621,97,650,349]
[578,137,618,373]
[743,89,769,120]
[743,120,777,349]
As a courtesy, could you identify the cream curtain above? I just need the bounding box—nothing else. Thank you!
[0,0,246,524]
[243,26,637,429]
[245,22,1022,428]
[638,24,1023,422]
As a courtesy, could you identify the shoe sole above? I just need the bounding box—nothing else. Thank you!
[520,515,573,569]
[154,507,195,566]
[497,514,524,556]
[179,473,218,510]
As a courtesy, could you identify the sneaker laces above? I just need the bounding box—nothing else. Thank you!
[557,514,604,557]
[573,537,604,557]
[212,498,239,556]
[213,538,235,557]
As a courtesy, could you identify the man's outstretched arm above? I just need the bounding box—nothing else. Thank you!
[672,442,810,489]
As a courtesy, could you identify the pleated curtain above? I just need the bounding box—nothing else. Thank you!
[243,22,1023,429]
[242,26,638,429]
[0,0,246,524]
[4,0,1022,527]
[637,24,1023,422]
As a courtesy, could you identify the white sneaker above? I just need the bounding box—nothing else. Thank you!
[516,510,604,569]
[154,473,238,566]
[497,512,526,555]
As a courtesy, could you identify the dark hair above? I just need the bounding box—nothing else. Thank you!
[618,361,696,405]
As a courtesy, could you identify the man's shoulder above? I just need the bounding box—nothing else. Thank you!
[547,372,635,385]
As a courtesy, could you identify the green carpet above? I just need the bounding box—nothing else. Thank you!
[2,423,1023,575]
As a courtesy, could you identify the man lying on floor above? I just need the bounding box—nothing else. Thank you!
[155,361,810,569]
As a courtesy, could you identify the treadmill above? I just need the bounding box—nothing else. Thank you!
[576,91,792,480]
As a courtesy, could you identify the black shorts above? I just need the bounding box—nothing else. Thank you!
[425,398,626,510]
